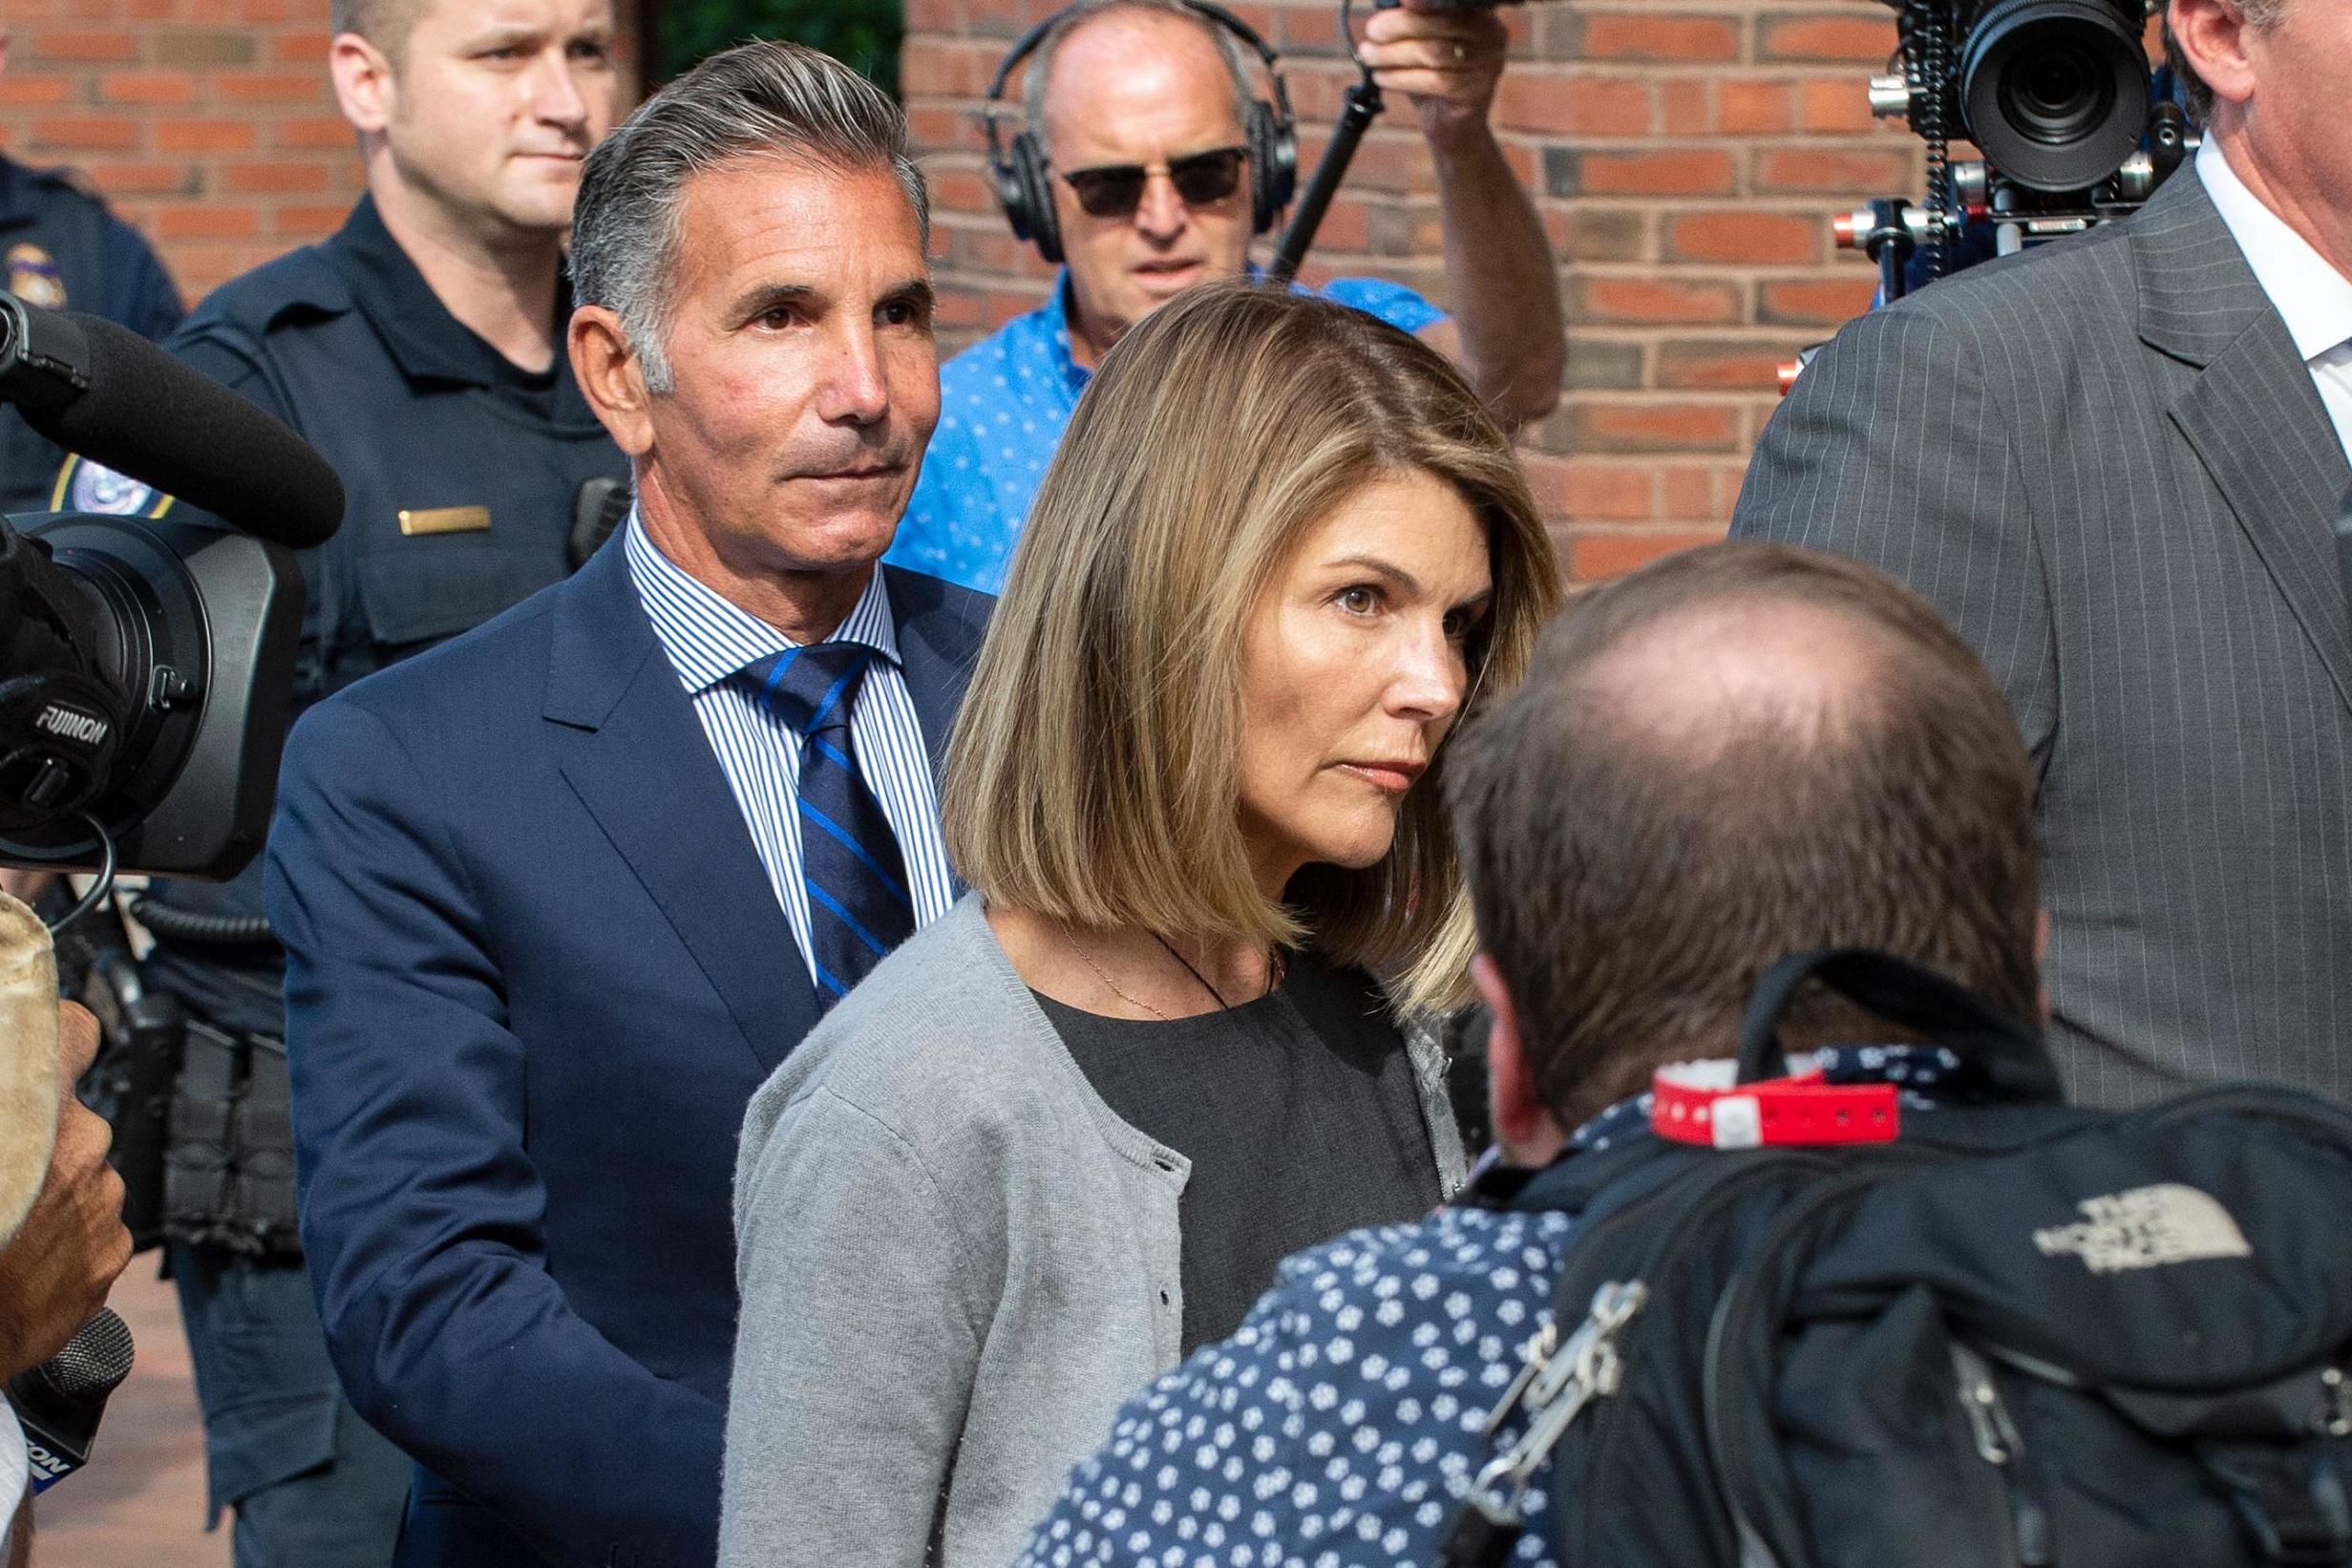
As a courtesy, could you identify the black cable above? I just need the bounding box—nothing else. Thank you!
[42,813,117,937]
[126,896,276,948]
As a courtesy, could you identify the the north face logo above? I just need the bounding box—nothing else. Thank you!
[2033,1183,2253,1274]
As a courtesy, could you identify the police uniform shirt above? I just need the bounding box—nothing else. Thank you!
[63,194,629,1036]
[0,154,183,515]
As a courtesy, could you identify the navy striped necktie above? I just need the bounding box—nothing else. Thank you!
[739,643,915,1005]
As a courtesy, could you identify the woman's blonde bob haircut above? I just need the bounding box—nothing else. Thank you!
[943,282,1560,1015]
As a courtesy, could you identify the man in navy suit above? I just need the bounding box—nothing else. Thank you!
[265,42,987,1568]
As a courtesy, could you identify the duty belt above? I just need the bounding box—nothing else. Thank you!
[163,1019,303,1259]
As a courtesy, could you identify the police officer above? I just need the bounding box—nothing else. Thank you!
[53,0,625,1558]
[0,27,183,515]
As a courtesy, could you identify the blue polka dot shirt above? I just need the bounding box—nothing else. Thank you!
[887,271,1447,595]
[1012,1045,1980,1568]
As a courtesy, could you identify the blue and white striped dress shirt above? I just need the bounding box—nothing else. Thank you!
[624,512,957,987]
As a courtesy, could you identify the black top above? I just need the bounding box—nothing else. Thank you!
[1036,954,1442,1352]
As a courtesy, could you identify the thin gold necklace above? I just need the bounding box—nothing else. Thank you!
[1066,927,1278,1019]
[1070,929,1176,1021]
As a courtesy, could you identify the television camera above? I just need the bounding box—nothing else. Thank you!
[1834,0,2196,303]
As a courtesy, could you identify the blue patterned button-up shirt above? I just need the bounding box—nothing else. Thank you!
[1013,1045,1981,1568]
[887,272,1446,595]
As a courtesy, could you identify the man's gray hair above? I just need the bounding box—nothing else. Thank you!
[1020,0,1256,150]
[570,40,927,393]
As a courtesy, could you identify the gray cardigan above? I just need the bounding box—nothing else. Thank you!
[719,893,1467,1568]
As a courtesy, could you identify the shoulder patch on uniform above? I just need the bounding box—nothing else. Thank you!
[55,456,169,519]
[6,242,68,309]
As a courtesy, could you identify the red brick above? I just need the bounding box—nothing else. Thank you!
[1797,75,1879,133]
[78,159,199,196]
[98,71,201,106]
[1757,11,1897,63]
[1717,81,1793,135]
[29,114,140,151]
[1660,81,1710,137]
[270,31,333,64]
[1573,274,1743,325]
[1569,527,1724,580]
[274,202,351,239]
[1572,463,1670,524]
[1495,74,1649,138]
[217,70,322,101]
[1663,209,1822,265]
[1566,399,1744,452]
[1758,274,1878,326]
[273,115,358,150]
[1753,145,1918,195]
[1661,466,1717,519]
[1655,338,1796,391]
[0,79,74,109]
[28,29,138,62]
[156,202,262,240]
[1550,147,1736,198]
[224,159,333,194]
[155,117,259,154]
[1578,12,1742,63]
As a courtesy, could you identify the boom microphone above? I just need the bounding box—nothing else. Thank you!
[7,1307,134,1492]
[0,290,343,549]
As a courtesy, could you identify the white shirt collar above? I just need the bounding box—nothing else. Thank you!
[2198,137,2352,364]
[624,508,901,696]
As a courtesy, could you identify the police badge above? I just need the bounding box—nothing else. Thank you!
[5,243,67,311]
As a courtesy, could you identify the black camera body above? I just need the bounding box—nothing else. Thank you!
[0,286,329,886]
[1841,0,2193,295]
[0,511,301,879]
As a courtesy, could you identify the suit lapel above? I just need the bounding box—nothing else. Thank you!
[544,540,819,1076]
[882,565,988,780]
[2138,168,2352,715]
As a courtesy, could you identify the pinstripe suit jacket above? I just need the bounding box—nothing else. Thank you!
[1730,163,2352,1108]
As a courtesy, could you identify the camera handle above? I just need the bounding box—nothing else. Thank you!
[1267,0,1389,286]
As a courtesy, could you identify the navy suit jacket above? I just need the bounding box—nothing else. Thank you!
[265,536,990,1568]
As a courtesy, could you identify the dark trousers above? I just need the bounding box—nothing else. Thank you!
[168,1244,411,1568]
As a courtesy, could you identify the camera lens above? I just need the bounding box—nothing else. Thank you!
[2003,42,2116,145]
[1959,0,2149,192]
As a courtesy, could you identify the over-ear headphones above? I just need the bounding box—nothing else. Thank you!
[985,0,1298,265]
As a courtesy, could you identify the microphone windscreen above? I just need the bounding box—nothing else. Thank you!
[23,1309,133,1404]
[24,313,344,549]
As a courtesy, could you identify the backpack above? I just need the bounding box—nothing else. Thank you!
[1443,948,2352,1568]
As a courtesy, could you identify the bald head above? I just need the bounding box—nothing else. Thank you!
[1576,595,1904,770]
[1445,541,2041,1129]
[1024,0,1255,151]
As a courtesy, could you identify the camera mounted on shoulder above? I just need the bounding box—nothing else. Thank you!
[1840,0,2196,301]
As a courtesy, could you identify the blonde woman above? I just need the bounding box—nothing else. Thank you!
[718,283,1560,1568]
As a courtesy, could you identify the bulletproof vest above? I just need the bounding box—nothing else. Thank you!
[0,180,111,516]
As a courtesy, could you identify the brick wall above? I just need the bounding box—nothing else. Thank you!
[2,0,364,303]
[902,0,1924,579]
[1,2,644,304]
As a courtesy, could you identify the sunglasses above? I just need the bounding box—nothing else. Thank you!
[1057,146,1251,220]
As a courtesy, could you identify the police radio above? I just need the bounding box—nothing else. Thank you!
[0,287,342,922]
